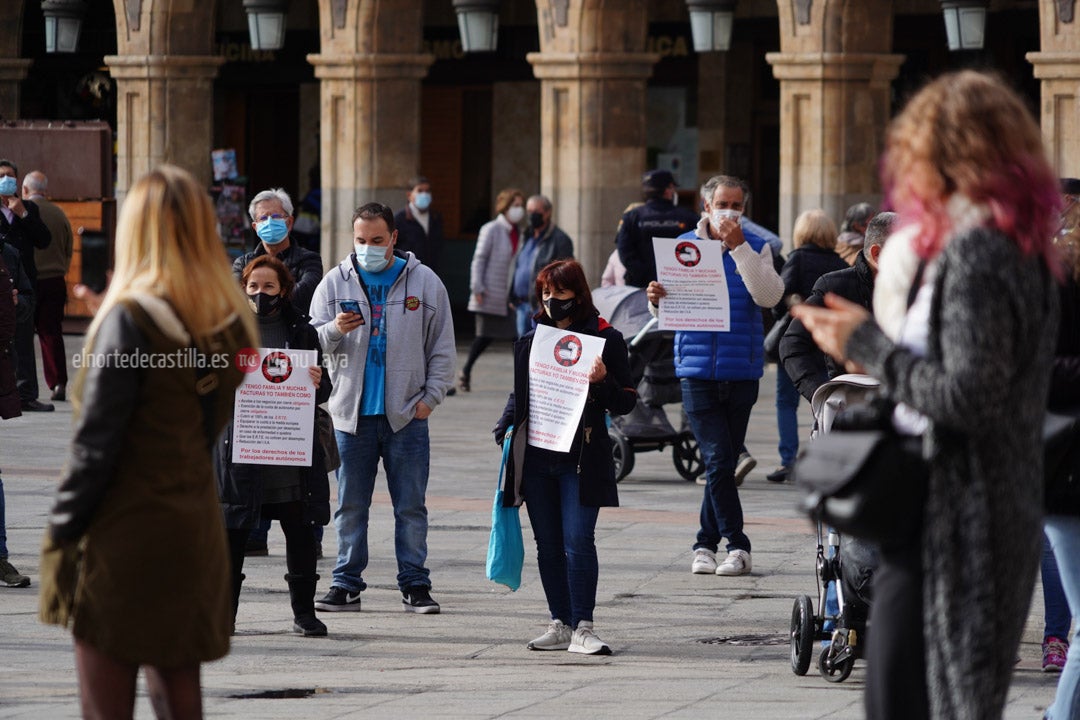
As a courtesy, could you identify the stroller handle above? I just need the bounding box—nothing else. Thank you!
[629,316,659,348]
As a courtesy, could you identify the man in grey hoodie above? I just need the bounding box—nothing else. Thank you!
[310,202,456,615]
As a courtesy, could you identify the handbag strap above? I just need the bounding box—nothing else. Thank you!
[497,425,514,491]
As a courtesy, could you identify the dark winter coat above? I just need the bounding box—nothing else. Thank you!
[510,223,574,306]
[781,251,875,401]
[615,198,700,287]
[394,205,445,276]
[0,260,19,419]
[846,228,1058,720]
[494,313,637,508]
[215,305,332,529]
[0,200,50,282]
[1050,275,1080,409]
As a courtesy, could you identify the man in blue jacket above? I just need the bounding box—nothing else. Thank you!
[646,175,783,577]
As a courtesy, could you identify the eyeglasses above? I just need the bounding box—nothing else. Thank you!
[256,213,288,223]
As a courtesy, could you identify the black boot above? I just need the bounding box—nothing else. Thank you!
[286,573,327,637]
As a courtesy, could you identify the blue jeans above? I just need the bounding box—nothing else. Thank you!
[515,304,535,339]
[1046,516,1080,720]
[775,364,800,467]
[522,447,600,629]
[0,475,7,558]
[1044,532,1072,640]
[331,417,431,592]
[681,378,757,554]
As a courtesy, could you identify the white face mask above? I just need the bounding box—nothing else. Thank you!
[711,208,742,229]
[355,243,391,273]
[506,206,525,224]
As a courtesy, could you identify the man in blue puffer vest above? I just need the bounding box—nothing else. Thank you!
[646,175,783,577]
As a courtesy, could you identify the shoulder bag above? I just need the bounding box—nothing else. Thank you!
[486,426,525,591]
[793,392,928,546]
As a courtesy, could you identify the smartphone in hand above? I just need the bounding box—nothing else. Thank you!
[340,300,362,315]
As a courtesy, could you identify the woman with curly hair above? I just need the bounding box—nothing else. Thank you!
[794,71,1061,719]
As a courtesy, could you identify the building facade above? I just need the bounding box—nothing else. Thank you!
[4,0,1079,292]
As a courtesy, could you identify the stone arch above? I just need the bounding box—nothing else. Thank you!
[112,0,220,55]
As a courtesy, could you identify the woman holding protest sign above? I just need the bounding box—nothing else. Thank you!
[492,259,637,655]
[215,254,332,638]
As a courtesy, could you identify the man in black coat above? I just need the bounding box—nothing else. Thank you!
[232,188,324,315]
[615,169,700,287]
[393,176,445,277]
[780,211,896,402]
[0,160,53,412]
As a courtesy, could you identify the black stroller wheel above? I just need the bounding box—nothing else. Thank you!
[673,434,704,482]
[818,644,855,682]
[609,428,634,482]
[790,595,814,676]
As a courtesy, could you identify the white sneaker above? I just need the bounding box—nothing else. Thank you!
[716,549,752,576]
[690,548,717,574]
[527,619,571,650]
[568,621,612,655]
[734,452,757,487]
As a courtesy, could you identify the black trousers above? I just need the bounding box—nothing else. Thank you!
[865,540,929,720]
[226,500,317,620]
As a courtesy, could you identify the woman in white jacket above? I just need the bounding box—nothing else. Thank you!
[459,187,525,391]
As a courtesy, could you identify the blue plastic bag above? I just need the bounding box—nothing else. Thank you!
[486,427,524,591]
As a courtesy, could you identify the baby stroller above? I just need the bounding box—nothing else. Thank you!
[592,285,703,483]
[790,374,880,682]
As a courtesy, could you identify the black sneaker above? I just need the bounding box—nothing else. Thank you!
[402,586,440,614]
[314,586,362,612]
[293,614,328,637]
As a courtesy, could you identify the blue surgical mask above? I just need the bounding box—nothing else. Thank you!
[355,243,391,273]
[413,192,432,211]
[256,217,289,245]
[0,176,16,197]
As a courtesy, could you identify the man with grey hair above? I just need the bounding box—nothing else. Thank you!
[508,194,574,336]
[21,171,73,402]
[780,210,896,401]
[836,202,876,265]
[231,187,324,314]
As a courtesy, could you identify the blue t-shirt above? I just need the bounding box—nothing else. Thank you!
[358,257,406,416]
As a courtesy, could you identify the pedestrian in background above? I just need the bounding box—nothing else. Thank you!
[793,70,1061,720]
[766,208,846,484]
[508,194,574,336]
[0,256,29,588]
[38,164,258,718]
[494,259,636,655]
[22,170,73,403]
[459,187,524,392]
[615,169,699,288]
[394,175,445,276]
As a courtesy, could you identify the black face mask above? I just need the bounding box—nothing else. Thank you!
[249,292,283,316]
[529,212,546,230]
[544,296,576,322]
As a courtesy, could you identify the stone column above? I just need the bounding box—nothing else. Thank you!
[0,59,32,120]
[307,53,433,265]
[105,55,224,202]
[765,52,903,243]
[527,52,657,285]
[1028,0,1080,178]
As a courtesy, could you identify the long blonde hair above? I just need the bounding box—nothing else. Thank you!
[88,164,257,349]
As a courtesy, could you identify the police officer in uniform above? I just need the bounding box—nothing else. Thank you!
[615,169,700,288]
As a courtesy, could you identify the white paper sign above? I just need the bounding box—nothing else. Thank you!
[526,325,607,452]
[653,236,731,331]
[232,348,318,466]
